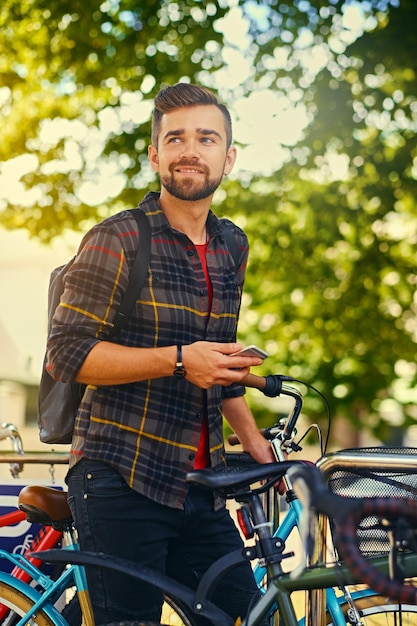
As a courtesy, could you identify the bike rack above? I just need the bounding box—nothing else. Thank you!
[0,452,69,465]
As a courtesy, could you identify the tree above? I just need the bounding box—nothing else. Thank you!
[0,0,228,239]
[225,0,417,444]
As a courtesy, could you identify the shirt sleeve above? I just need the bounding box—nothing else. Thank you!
[46,224,132,383]
[222,381,246,399]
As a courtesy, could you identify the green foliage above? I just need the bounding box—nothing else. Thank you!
[0,0,227,239]
[248,0,417,440]
[222,166,416,441]
[1,0,416,443]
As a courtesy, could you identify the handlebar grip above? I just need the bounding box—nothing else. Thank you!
[336,497,417,604]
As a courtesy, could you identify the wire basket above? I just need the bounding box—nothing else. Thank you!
[326,446,417,557]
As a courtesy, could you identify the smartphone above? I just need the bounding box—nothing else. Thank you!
[231,345,269,359]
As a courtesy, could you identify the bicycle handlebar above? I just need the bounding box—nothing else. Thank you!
[0,423,24,478]
[338,497,417,603]
[228,374,304,448]
[287,463,417,604]
[0,423,24,453]
[242,373,297,398]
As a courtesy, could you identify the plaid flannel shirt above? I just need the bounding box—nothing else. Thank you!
[47,192,249,509]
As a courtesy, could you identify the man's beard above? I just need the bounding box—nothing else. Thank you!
[160,162,224,201]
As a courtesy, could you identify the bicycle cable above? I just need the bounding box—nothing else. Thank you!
[295,423,324,457]
[264,375,332,455]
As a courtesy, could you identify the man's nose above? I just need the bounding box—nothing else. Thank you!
[180,139,200,159]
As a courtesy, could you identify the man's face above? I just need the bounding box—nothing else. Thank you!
[148,105,236,202]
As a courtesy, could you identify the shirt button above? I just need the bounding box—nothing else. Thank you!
[200,289,205,296]
[187,250,194,257]
[189,453,195,461]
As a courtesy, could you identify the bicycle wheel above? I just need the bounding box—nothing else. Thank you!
[326,594,417,625]
[2,587,81,626]
[0,580,57,626]
[161,595,196,626]
[99,595,197,626]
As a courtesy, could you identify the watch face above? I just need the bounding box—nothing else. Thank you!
[173,366,186,377]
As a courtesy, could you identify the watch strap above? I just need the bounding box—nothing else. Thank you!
[173,345,186,378]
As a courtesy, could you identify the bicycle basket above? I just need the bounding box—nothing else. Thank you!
[325,446,417,557]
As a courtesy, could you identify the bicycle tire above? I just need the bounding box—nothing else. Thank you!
[326,594,417,625]
[104,622,162,625]
[0,580,57,626]
[161,595,197,626]
[86,596,196,626]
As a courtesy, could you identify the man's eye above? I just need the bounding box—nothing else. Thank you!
[201,137,214,144]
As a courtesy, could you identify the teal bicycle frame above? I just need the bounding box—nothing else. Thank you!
[251,494,372,625]
[0,544,88,626]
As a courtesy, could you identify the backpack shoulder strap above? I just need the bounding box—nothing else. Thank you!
[109,209,151,338]
[47,257,75,331]
[219,218,240,269]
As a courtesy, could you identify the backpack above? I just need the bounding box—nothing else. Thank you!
[37,212,240,444]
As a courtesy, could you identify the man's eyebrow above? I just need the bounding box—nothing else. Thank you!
[163,128,222,141]
[164,129,184,140]
[197,128,222,140]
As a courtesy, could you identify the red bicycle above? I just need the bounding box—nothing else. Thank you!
[0,423,80,625]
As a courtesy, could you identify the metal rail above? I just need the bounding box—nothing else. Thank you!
[0,422,69,476]
[0,452,69,465]
[317,449,417,478]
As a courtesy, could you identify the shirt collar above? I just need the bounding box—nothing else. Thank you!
[140,191,224,240]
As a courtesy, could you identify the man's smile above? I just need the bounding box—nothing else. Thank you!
[174,164,205,175]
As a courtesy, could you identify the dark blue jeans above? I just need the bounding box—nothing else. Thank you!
[67,459,262,625]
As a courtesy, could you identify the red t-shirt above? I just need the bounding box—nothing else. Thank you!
[193,243,212,469]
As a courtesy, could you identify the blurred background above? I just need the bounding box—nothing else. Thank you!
[0,0,416,456]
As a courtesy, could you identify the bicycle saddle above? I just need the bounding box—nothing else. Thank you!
[18,485,72,530]
[186,460,298,497]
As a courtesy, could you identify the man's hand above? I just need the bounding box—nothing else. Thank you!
[181,341,263,389]
[241,433,276,465]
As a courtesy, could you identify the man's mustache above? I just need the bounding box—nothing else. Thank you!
[169,160,209,175]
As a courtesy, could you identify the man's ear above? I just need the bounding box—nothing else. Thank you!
[224,146,237,175]
[148,145,159,172]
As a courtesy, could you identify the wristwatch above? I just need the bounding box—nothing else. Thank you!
[173,345,187,378]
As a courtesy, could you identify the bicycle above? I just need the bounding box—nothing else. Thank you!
[0,425,197,626]
[0,378,321,626]
[36,459,417,625]
[0,423,84,625]
[2,376,417,625]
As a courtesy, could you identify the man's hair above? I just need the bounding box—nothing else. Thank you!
[151,83,233,149]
